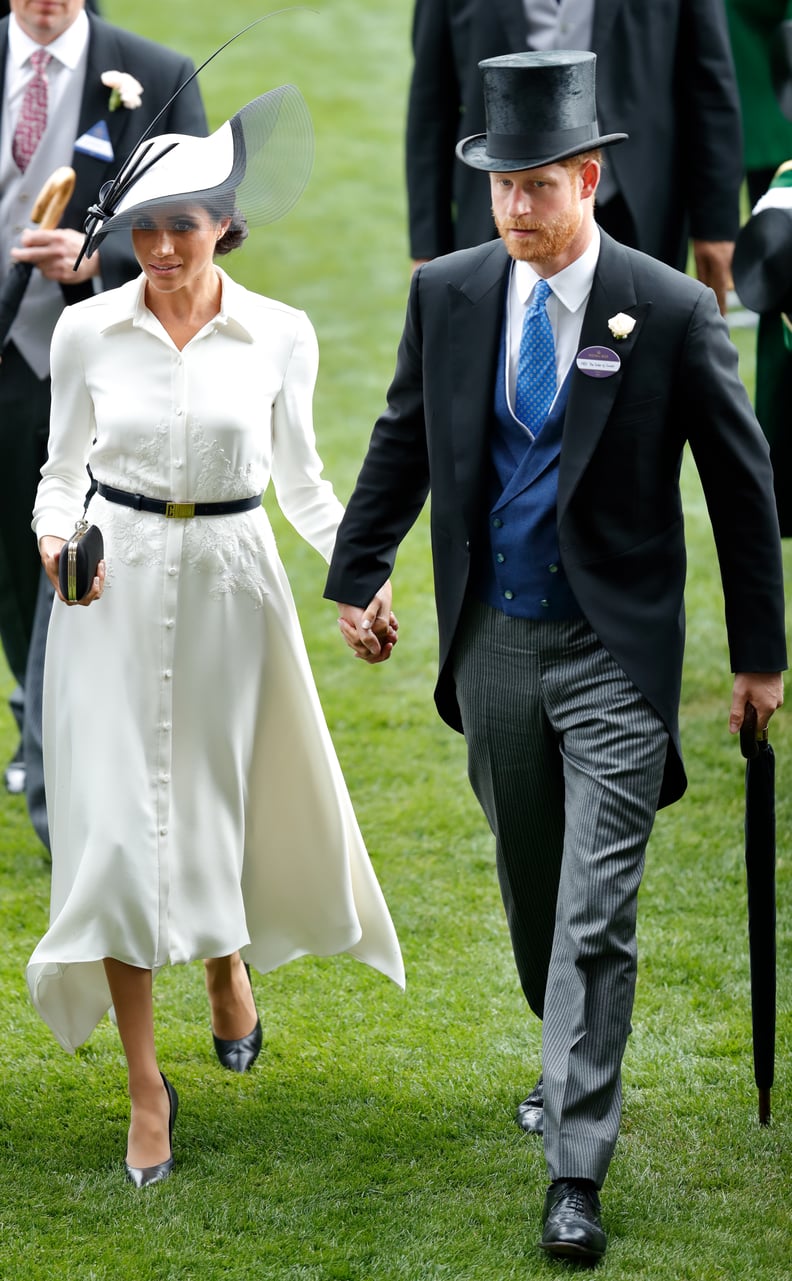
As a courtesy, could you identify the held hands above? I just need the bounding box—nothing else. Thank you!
[729,672,784,736]
[39,534,105,606]
[11,227,99,285]
[337,580,398,663]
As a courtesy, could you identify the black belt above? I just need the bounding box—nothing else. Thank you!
[96,483,262,519]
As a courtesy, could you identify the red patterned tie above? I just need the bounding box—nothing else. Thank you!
[12,49,52,173]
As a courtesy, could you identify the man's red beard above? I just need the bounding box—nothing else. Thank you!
[493,201,583,263]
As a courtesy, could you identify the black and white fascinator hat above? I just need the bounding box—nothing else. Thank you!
[80,84,313,260]
[74,13,315,270]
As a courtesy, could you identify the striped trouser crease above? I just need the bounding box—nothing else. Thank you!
[452,600,668,1185]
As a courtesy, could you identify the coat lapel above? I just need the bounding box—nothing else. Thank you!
[558,231,648,524]
[68,19,143,223]
[68,16,156,228]
[448,241,510,532]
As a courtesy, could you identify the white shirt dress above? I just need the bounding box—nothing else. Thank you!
[26,269,404,1052]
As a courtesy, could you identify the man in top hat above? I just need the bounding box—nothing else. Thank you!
[405,0,742,314]
[325,51,786,1260]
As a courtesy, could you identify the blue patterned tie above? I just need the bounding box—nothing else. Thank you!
[514,279,557,434]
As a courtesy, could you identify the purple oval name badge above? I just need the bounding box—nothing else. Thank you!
[576,346,621,378]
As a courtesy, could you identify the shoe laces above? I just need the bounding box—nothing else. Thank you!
[553,1181,599,1219]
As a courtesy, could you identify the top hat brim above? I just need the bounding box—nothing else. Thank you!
[456,130,627,172]
[733,206,792,314]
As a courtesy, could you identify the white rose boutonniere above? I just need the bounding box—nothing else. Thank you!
[608,312,636,341]
[101,70,143,111]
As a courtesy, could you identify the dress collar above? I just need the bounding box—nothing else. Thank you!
[98,267,257,344]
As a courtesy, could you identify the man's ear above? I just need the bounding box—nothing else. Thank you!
[580,158,601,201]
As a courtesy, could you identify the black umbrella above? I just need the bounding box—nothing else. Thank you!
[739,701,776,1125]
[0,166,75,349]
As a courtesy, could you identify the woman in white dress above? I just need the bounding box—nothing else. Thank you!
[26,87,403,1188]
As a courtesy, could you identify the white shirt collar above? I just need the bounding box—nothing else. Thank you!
[8,8,90,71]
[98,268,257,343]
[513,224,600,315]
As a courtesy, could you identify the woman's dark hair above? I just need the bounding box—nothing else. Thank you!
[215,209,249,256]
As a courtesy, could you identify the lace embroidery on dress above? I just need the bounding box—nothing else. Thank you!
[188,421,266,502]
[96,422,274,607]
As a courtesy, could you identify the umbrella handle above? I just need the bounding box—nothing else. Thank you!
[30,166,76,231]
[740,701,769,760]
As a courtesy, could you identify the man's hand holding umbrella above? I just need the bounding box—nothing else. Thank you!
[0,166,84,354]
[729,672,784,736]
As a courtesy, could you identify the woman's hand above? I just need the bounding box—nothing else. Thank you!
[336,580,398,664]
[39,534,106,606]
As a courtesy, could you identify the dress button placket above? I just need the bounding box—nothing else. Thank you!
[155,356,189,948]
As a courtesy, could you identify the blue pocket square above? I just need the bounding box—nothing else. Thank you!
[74,120,114,163]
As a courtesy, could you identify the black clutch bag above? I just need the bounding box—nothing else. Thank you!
[58,520,104,602]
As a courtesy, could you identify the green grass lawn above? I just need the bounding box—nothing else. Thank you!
[0,2,790,1277]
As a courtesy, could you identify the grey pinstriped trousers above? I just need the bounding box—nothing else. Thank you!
[452,601,668,1186]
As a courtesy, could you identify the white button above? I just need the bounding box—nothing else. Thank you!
[162,721,172,731]
[159,772,170,783]
[168,567,178,577]
[165,619,175,629]
[159,826,168,836]
[163,669,172,679]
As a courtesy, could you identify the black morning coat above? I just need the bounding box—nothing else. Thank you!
[325,233,788,809]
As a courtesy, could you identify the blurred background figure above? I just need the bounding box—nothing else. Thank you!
[0,1,99,14]
[726,0,792,535]
[0,0,207,841]
[406,0,742,311]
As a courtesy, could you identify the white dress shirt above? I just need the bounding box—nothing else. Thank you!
[505,225,600,420]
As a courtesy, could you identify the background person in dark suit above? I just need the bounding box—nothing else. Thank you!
[0,0,207,844]
[326,52,786,1262]
[725,0,792,535]
[0,0,99,15]
[406,0,742,313]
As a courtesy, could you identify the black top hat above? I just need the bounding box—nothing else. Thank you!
[457,51,627,172]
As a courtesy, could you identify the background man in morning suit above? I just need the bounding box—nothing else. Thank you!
[325,52,786,1261]
[0,0,207,845]
[406,0,742,314]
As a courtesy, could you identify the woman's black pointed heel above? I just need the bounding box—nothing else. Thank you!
[124,1072,178,1188]
[212,962,262,1073]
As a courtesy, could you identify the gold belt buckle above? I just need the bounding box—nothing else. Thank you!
[165,502,195,519]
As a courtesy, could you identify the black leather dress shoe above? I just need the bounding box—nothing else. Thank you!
[212,962,262,1073]
[539,1179,607,1261]
[125,1072,178,1189]
[515,1073,543,1134]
